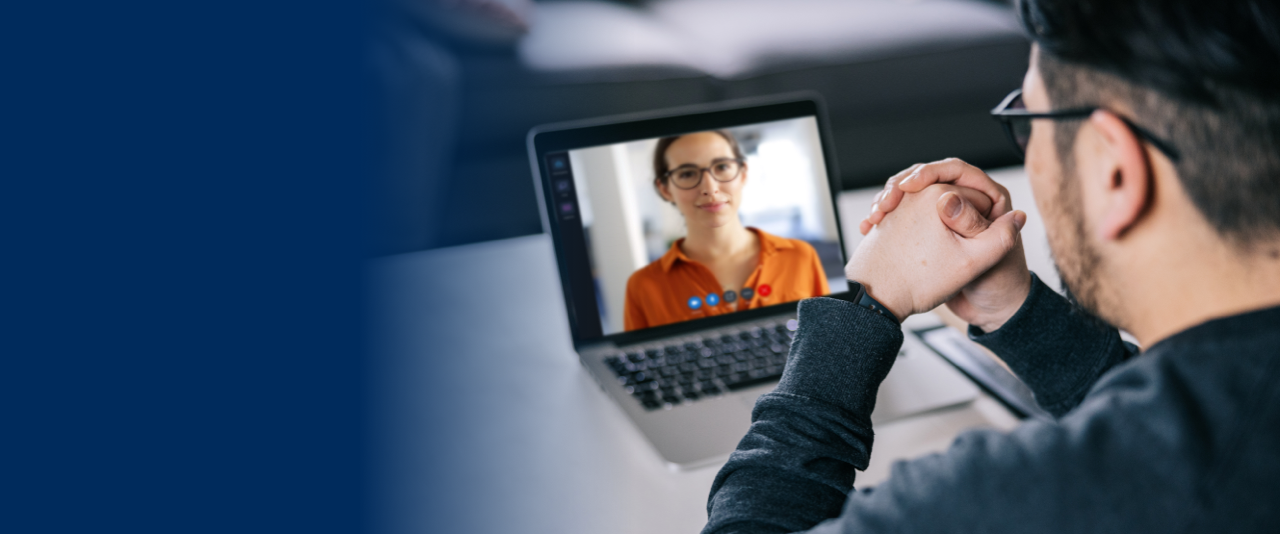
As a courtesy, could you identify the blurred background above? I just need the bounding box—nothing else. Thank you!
[375,0,1029,256]
[570,117,843,334]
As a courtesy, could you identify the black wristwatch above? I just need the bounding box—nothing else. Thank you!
[836,279,899,324]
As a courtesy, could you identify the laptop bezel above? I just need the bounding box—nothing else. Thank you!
[527,93,854,351]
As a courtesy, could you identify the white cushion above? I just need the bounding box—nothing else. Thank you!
[520,0,1023,79]
[518,2,701,72]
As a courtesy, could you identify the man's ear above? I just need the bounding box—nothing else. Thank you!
[1088,110,1153,241]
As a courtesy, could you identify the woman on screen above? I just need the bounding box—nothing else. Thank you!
[623,130,829,331]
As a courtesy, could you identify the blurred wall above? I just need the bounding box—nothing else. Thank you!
[569,145,648,333]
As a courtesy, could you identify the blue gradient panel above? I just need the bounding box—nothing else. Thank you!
[3,1,369,532]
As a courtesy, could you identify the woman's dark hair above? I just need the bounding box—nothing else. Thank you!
[652,130,746,195]
[1020,0,1280,246]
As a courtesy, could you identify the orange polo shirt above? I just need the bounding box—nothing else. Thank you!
[623,228,830,331]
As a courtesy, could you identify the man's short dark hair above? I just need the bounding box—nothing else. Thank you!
[1020,0,1280,247]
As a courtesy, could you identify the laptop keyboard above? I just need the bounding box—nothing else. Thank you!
[604,321,797,411]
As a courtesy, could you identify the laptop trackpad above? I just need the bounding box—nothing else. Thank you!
[872,334,978,424]
[736,387,770,411]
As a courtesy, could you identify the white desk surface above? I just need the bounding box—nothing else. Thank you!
[373,167,1048,534]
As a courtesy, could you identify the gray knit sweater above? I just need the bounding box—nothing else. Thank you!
[703,274,1280,533]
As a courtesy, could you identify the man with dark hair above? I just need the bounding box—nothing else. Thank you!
[702,0,1280,532]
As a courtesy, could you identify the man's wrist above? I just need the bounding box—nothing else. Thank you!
[969,272,1033,333]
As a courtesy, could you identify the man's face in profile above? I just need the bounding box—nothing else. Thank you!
[1022,48,1110,326]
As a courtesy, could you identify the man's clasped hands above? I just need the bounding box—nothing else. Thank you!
[845,158,1033,333]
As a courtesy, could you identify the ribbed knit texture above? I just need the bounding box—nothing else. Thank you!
[704,297,902,534]
[970,273,1136,417]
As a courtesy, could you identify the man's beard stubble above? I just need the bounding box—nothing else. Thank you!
[1048,165,1116,331]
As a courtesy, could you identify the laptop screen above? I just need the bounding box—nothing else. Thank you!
[532,99,849,343]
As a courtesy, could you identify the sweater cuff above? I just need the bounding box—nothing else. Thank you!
[774,297,904,421]
[967,271,1050,341]
[968,273,1125,416]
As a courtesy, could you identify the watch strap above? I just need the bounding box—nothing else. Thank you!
[841,280,899,324]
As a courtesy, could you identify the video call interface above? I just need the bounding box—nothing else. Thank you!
[547,116,846,337]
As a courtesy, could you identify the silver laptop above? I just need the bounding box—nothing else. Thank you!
[528,94,977,470]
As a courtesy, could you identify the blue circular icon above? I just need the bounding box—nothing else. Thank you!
[740,287,755,301]
[723,290,737,303]
[706,293,720,306]
[687,296,702,310]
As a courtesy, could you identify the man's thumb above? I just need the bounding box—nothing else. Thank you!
[972,210,1027,258]
[938,191,991,239]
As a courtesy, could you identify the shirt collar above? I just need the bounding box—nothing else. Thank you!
[658,227,791,272]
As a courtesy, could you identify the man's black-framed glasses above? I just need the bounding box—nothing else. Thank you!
[665,158,745,190]
[990,88,1181,162]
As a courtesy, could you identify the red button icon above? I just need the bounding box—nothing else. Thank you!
[758,284,772,297]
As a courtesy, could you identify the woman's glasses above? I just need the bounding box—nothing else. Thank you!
[665,158,745,190]
[990,88,1181,162]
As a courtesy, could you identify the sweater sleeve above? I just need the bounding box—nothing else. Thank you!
[703,297,903,534]
[969,273,1138,417]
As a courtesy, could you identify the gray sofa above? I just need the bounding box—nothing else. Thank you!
[383,0,1029,253]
